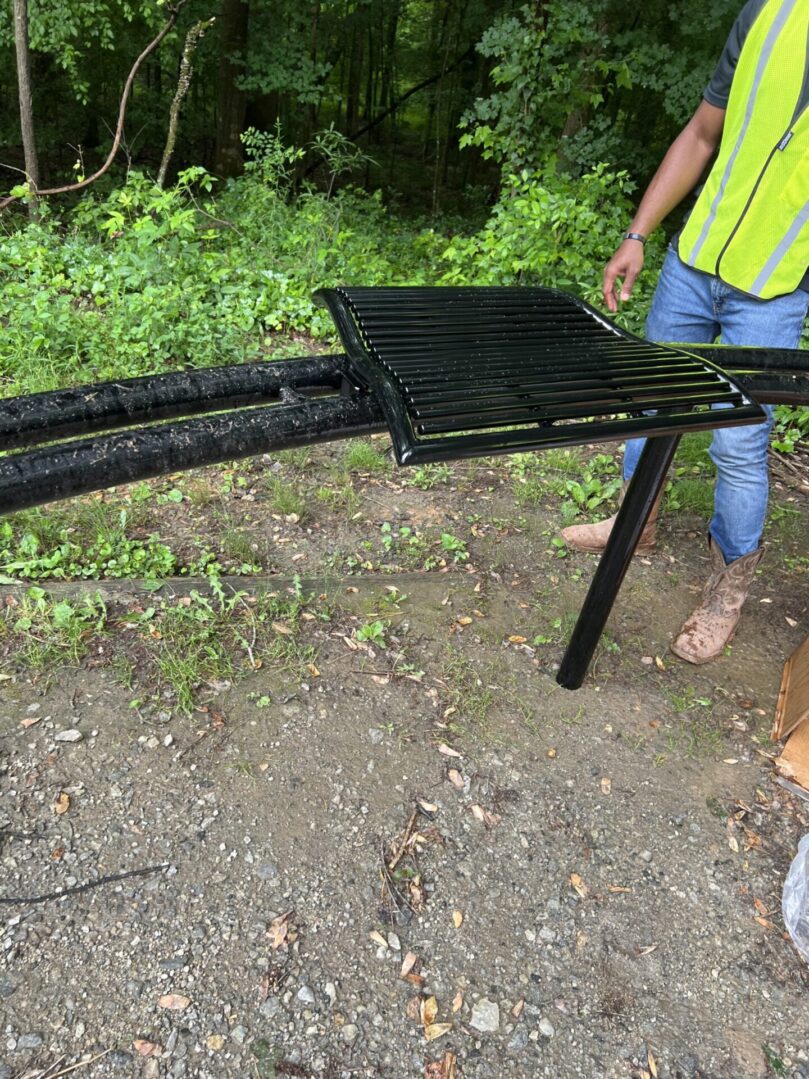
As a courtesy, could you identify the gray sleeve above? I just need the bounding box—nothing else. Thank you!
[704,0,769,108]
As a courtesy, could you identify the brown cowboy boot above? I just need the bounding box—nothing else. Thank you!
[670,538,763,665]
[560,482,662,554]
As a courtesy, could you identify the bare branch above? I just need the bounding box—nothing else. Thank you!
[1,0,190,212]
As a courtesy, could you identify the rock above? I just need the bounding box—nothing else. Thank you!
[538,1017,555,1038]
[297,986,316,1005]
[470,999,500,1033]
[18,1034,44,1050]
[507,1027,529,1053]
[55,729,82,743]
[259,996,281,1018]
[107,1051,134,1067]
[342,1024,359,1046]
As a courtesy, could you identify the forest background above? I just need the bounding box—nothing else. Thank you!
[0,0,804,456]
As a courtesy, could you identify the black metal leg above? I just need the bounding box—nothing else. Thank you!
[556,434,681,690]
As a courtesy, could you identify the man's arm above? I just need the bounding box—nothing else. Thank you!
[602,100,726,312]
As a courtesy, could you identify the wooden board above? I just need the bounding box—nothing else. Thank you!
[772,634,809,741]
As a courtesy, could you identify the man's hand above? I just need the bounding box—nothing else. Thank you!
[602,239,645,313]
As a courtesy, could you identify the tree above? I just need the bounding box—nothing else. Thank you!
[12,0,39,208]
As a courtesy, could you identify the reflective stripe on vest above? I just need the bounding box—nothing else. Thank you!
[678,0,809,299]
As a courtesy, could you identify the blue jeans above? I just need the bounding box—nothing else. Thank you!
[624,247,808,562]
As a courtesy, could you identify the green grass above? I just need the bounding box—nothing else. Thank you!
[342,439,391,473]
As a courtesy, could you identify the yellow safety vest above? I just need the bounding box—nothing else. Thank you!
[678,0,809,299]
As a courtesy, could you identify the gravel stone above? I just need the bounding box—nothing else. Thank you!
[341,1024,359,1046]
[469,999,500,1033]
[17,1034,43,1050]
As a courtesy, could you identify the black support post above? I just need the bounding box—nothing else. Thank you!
[556,434,681,690]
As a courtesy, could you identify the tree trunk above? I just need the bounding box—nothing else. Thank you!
[214,0,250,177]
[12,0,40,208]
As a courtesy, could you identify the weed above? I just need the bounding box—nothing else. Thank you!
[342,439,390,473]
[356,619,389,647]
[266,477,309,521]
[276,447,313,471]
[405,463,453,489]
[315,476,361,517]
[1,587,107,671]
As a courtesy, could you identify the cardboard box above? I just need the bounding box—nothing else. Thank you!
[774,635,809,792]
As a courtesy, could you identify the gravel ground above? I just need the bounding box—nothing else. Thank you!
[2,457,809,1079]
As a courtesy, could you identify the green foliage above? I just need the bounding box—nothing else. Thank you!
[0,511,176,581]
[441,165,663,324]
[1,587,107,670]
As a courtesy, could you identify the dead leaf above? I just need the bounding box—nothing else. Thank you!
[421,997,439,1026]
[267,910,298,951]
[452,992,464,1013]
[600,777,612,795]
[425,1053,457,1079]
[406,996,422,1022]
[570,873,589,899]
[400,952,419,979]
[133,1039,162,1057]
[272,621,293,635]
[158,994,190,1011]
[424,1023,453,1042]
[447,769,464,789]
[53,791,70,815]
[437,743,462,758]
[452,909,463,929]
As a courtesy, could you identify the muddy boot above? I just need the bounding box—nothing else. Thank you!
[560,482,662,554]
[670,538,763,665]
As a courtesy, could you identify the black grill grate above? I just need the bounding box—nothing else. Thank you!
[316,286,765,464]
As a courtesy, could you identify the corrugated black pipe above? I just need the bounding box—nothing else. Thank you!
[0,354,349,451]
[0,394,386,517]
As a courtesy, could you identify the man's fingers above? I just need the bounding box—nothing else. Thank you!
[620,266,639,301]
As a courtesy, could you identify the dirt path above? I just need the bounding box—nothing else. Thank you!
[1,444,809,1078]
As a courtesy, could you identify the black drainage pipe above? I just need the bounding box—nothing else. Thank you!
[0,393,386,517]
[0,354,349,451]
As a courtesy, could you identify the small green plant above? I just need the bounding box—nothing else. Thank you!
[356,619,389,647]
[266,477,308,521]
[440,532,469,562]
[342,440,390,473]
[406,463,453,489]
[2,587,107,670]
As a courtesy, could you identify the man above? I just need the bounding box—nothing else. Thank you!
[561,0,809,665]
